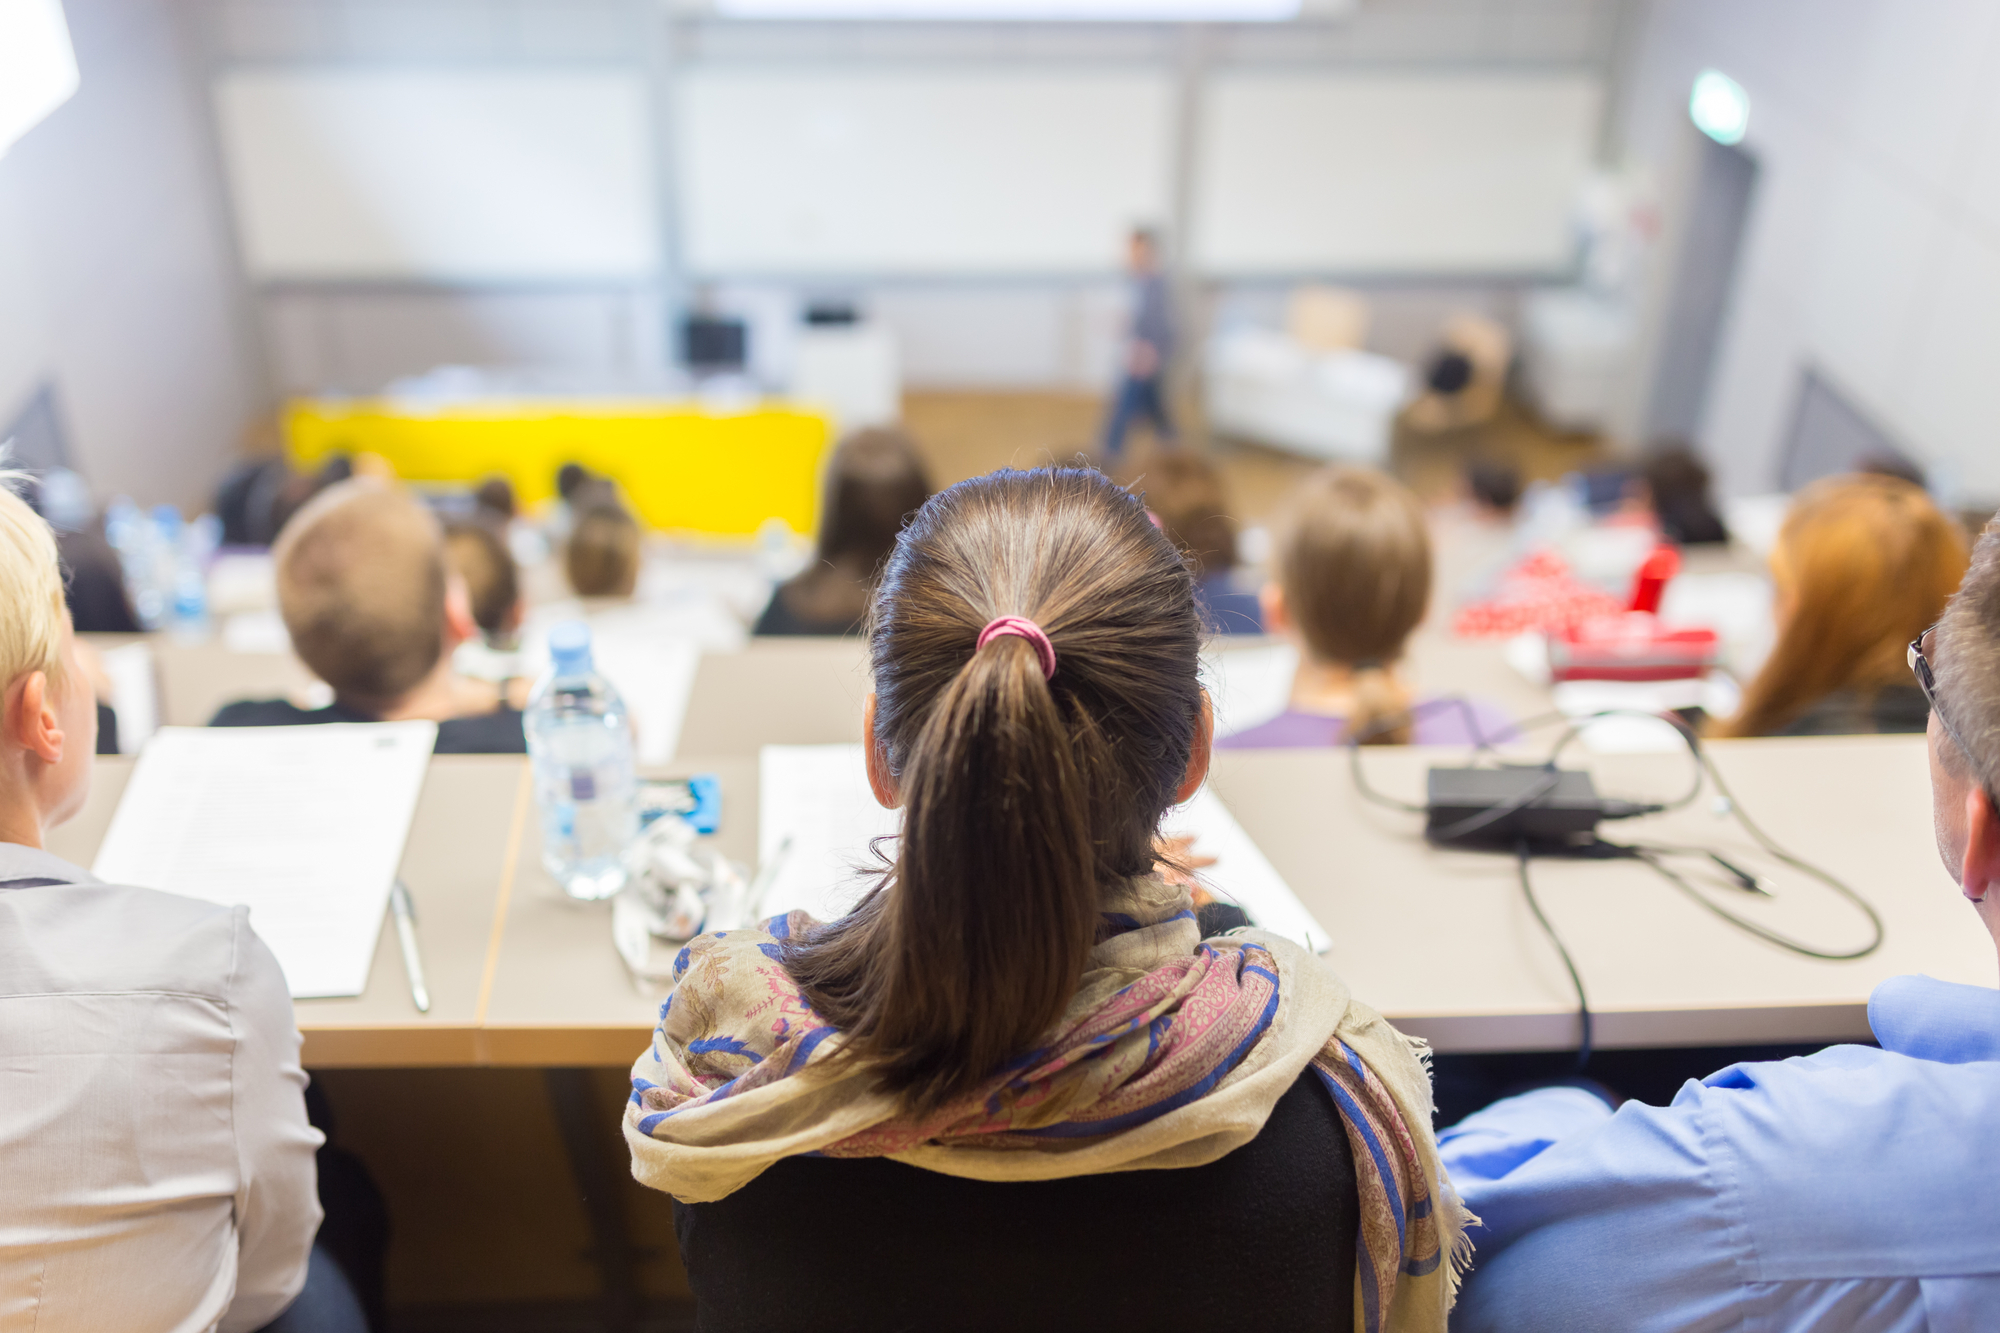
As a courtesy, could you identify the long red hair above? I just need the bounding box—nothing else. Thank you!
[1714,474,1968,737]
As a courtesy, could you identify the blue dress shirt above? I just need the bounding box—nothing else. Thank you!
[1439,975,2000,1331]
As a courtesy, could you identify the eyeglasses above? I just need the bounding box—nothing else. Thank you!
[1909,622,1981,766]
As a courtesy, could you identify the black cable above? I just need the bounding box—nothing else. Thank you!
[1515,839,1592,1070]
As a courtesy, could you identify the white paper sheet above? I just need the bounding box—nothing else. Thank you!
[756,743,1330,952]
[1200,640,1298,739]
[92,723,436,998]
[98,641,158,754]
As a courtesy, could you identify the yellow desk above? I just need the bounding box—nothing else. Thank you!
[286,397,833,538]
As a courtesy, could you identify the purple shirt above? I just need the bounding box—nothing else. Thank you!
[1218,697,1517,749]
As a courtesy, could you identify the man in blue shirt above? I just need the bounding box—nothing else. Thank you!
[1439,517,2000,1331]
[1101,227,1177,460]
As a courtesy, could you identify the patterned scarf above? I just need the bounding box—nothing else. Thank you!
[626,878,1472,1333]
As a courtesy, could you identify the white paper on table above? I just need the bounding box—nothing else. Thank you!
[92,723,436,998]
[756,743,1330,953]
[99,641,158,754]
[1200,640,1298,739]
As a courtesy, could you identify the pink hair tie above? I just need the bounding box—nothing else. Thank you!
[977,615,1057,680]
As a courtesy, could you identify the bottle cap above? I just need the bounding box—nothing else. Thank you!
[549,620,593,676]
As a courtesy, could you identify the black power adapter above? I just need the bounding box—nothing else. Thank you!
[1424,766,1663,846]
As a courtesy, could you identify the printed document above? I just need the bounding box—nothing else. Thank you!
[93,723,436,997]
[757,743,1330,952]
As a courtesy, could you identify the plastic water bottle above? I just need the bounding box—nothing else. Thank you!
[525,622,638,900]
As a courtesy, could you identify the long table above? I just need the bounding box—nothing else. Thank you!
[47,732,1992,1067]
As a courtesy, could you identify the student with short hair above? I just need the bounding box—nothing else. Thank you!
[1437,509,2000,1328]
[564,501,642,600]
[1139,451,1263,634]
[445,520,524,645]
[210,481,526,754]
[754,428,932,637]
[633,468,1469,1332]
[1714,472,1968,738]
[0,477,344,1331]
[1222,465,1513,748]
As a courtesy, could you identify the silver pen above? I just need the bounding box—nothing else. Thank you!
[390,879,430,1013]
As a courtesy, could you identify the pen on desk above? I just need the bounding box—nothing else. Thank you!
[390,880,431,1013]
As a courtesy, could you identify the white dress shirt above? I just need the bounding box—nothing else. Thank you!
[0,843,322,1332]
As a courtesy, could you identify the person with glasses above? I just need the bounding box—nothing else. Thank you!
[1428,516,2000,1330]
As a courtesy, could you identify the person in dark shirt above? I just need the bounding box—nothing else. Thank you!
[209,481,525,754]
[637,469,1470,1331]
[753,428,932,637]
[1100,226,1177,459]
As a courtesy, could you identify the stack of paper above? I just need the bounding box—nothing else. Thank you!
[92,723,436,997]
[756,743,1330,953]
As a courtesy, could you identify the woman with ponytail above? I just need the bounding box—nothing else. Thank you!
[627,468,1469,1333]
[1222,464,1513,750]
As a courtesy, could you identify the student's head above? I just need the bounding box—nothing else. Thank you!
[555,462,590,502]
[1464,459,1523,517]
[1716,474,1967,738]
[444,521,523,640]
[1640,444,1729,545]
[816,428,933,574]
[1129,226,1160,272]
[0,478,95,833]
[474,476,518,522]
[275,481,476,712]
[564,503,641,599]
[785,467,1209,1113]
[1261,466,1432,744]
[1140,452,1238,581]
[1924,510,2000,962]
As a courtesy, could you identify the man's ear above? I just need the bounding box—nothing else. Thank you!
[1962,786,2000,903]
[863,692,897,809]
[1259,582,1290,637]
[442,574,478,646]
[1175,690,1214,805]
[9,671,64,766]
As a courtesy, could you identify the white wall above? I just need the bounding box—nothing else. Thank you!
[206,0,1631,395]
[0,0,263,507]
[1621,0,2000,502]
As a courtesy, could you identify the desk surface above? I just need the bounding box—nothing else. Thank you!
[58,631,1988,1068]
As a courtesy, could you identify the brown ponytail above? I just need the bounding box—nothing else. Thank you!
[783,468,1205,1114]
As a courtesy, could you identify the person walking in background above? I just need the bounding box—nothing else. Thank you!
[1101,227,1177,460]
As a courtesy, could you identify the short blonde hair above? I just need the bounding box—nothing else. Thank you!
[275,480,446,707]
[0,475,67,689]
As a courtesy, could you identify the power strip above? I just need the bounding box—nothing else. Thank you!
[1425,766,1609,845]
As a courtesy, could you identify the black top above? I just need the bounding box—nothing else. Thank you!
[752,587,863,637]
[673,1068,1358,1333]
[1777,682,1930,738]
[209,698,528,754]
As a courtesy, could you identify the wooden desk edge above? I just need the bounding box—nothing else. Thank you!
[477,1025,657,1067]
[301,1025,485,1068]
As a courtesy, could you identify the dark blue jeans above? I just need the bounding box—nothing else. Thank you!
[258,1244,369,1333]
[1101,374,1175,458]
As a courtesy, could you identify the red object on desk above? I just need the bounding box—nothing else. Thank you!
[1628,544,1680,614]
[1550,613,1719,682]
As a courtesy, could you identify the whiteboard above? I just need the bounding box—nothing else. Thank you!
[676,67,1172,274]
[1193,73,1603,275]
[213,69,660,281]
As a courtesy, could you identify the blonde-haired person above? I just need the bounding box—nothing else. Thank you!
[1221,465,1513,749]
[630,468,1468,1332]
[1713,472,1968,738]
[211,480,527,754]
[0,477,361,1330]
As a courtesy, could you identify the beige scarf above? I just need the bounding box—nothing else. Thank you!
[626,879,1473,1332]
